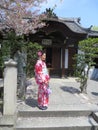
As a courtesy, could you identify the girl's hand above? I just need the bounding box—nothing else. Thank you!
[45,81,49,85]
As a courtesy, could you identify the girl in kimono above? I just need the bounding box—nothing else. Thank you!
[35,50,50,110]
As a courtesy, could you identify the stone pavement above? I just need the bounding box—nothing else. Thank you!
[1,77,98,130]
[15,77,98,130]
[17,77,98,112]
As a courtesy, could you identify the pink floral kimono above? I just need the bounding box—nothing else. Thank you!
[35,59,50,107]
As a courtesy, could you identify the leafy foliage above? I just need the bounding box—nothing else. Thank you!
[0,31,43,78]
[27,42,42,77]
[44,7,58,18]
[92,26,98,31]
[0,31,27,72]
[74,38,98,93]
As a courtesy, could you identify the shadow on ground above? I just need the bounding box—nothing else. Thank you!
[60,86,80,94]
[91,92,98,96]
[25,98,37,108]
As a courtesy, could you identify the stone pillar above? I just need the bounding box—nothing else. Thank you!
[14,50,26,99]
[3,59,17,115]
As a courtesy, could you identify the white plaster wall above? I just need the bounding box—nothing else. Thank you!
[61,49,68,69]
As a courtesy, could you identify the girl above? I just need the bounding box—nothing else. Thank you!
[35,50,50,110]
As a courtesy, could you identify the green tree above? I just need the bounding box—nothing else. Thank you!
[74,38,98,93]
[1,31,26,60]
[44,7,58,18]
[92,26,98,31]
[27,42,43,77]
[0,0,47,78]
[1,31,43,78]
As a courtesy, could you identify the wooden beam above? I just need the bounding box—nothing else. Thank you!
[61,47,65,78]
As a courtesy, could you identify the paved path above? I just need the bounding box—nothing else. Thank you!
[17,77,98,111]
[87,79,98,104]
[16,77,98,130]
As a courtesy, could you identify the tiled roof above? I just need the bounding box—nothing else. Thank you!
[44,17,98,36]
[88,30,98,37]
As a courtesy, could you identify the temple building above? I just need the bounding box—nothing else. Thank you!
[29,17,98,78]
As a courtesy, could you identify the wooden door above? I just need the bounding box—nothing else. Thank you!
[52,48,61,68]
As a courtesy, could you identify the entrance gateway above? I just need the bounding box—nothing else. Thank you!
[28,17,98,77]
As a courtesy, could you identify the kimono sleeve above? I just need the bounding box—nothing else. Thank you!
[35,61,46,84]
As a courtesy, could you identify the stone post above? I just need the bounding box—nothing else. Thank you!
[3,59,17,115]
[14,50,26,99]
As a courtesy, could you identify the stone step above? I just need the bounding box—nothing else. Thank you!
[15,116,98,130]
[17,103,98,117]
[18,109,93,118]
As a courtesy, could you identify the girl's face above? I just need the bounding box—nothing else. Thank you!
[41,53,46,61]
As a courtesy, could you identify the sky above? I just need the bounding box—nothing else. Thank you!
[40,0,98,28]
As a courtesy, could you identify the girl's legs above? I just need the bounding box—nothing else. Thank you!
[38,84,49,109]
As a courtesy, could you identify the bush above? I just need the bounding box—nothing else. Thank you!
[27,42,42,77]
